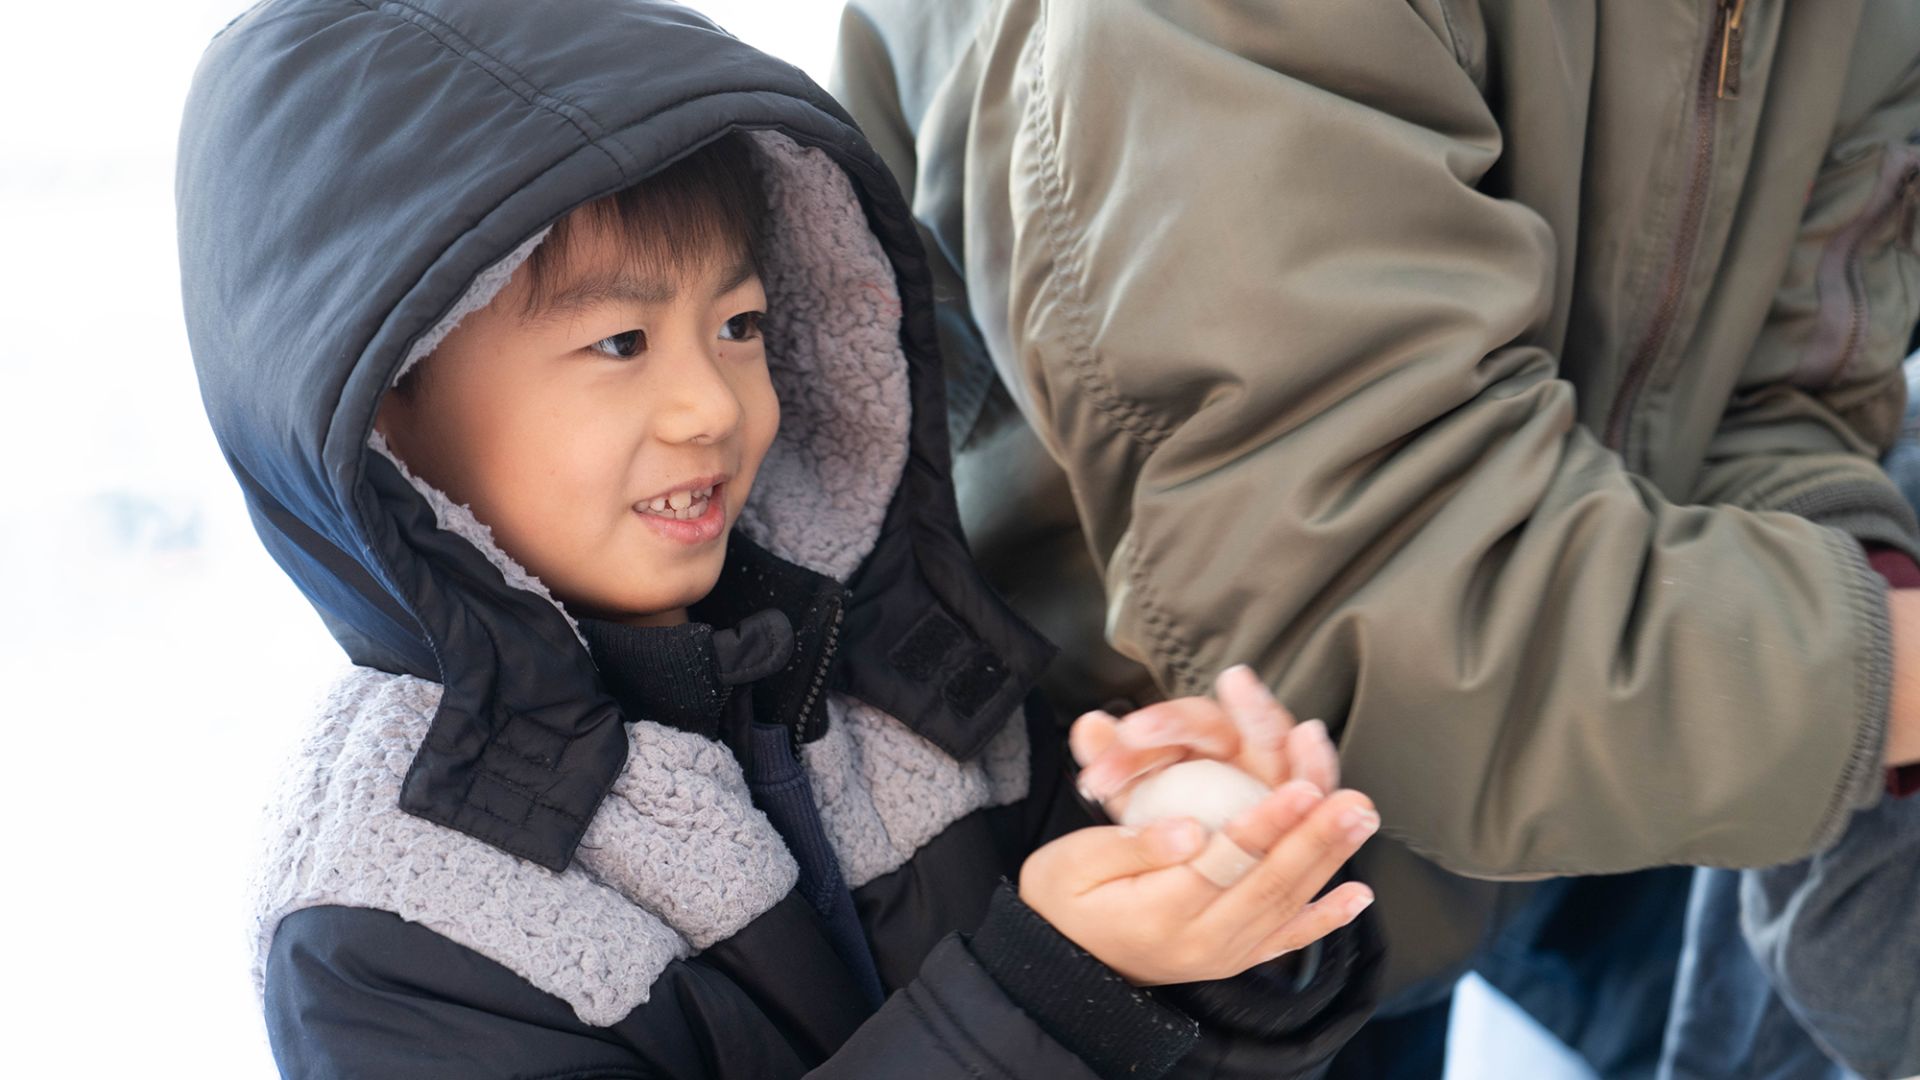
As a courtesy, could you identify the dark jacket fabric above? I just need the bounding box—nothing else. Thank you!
[175,1,1382,1077]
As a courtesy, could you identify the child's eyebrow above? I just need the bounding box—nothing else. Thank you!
[522,258,760,326]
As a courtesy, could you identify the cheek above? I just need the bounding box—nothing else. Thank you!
[467,399,630,552]
[739,366,781,473]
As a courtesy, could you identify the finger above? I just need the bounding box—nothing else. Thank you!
[1113,697,1242,757]
[1283,719,1340,795]
[1197,790,1380,951]
[1075,711,1144,810]
[1213,779,1324,859]
[1031,819,1210,893]
[1069,710,1121,767]
[1076,742,1189,806]
[1215,665,1294,786]
[1179,779,1322,890]
[1245,882,1375,964]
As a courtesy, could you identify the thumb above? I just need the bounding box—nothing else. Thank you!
[1042,819,1210,891]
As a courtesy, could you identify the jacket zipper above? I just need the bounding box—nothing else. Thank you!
[1716,0,1747,100]
[793,601,845,754]
[1604,0,1745,455]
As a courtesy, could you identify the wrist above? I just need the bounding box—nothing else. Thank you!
[1885,589,1920,768]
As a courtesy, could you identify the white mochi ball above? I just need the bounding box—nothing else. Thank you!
[1115,759,1273,832]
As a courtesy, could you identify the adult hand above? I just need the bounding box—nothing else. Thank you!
[1071,665,1339,817]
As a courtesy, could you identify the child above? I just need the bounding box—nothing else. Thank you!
[177,1,1383,1076]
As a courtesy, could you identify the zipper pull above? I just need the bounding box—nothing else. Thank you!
[1716,0,1747,100]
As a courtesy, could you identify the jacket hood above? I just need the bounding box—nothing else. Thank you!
[177,0,1051,871]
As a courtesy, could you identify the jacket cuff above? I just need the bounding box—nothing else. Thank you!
[1814,532,1899,847]
[1154,901,1382,1053]
[965,881,1198,1079]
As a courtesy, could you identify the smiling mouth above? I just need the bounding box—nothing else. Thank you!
[634,482,720,522]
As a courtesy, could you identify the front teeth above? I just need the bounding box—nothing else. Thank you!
[639,484,716,521]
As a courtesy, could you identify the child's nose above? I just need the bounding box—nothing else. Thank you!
[656,347,743,445]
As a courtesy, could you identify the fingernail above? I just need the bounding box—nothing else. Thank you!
[1299,718,1329,743]
[1339,808,1380,842]
[1231,665,1276,700]
[1348,890,1375,916]
[1130,712,1169,736]
[1077,767,1116,803]
[1278,779,1322,812]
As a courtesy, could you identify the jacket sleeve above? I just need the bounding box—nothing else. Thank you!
[1687,14,1920,558]
[915,0,1902,877]
[261,899,1186,1080]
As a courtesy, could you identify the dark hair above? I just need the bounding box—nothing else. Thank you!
[522,132,770,315]
[393,134,769,400]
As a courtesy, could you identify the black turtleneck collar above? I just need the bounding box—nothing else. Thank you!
[579,534,846,745]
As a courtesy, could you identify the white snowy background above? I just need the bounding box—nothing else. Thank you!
[0,1,1592,1075]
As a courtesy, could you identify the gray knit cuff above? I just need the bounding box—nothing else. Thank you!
[966,881,1198,1078]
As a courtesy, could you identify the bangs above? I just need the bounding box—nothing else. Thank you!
[521,133,769,315]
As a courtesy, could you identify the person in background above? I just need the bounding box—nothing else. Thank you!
[829,1,1920,1073]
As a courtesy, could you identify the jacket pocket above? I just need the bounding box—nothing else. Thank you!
[1802,139,1920,391]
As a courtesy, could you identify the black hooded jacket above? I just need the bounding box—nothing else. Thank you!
[176,1,1381,1076]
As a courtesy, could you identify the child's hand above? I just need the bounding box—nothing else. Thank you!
[1071,665,1337,818]
[1018,780,1378,986]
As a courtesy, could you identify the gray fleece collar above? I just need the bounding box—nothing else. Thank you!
[250,667,1028,1026]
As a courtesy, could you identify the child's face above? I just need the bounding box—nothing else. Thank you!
[376,213,779,626]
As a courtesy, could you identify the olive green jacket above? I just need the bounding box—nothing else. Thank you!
[832,0,1920,999]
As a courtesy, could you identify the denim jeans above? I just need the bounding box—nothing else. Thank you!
[1323,867,1691,1080]
[1659,352,1920,1080]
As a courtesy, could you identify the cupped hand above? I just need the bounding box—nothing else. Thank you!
[1070,665,1339,820]
[1018,773,1378,985]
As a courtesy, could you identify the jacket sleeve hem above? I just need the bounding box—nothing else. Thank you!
[965,880,1198,1079]
[1153,901,1383,1064]
[1810,528,1897,852]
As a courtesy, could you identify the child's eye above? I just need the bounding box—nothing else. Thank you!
[720,311,765,342]
[589,329,646,359]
